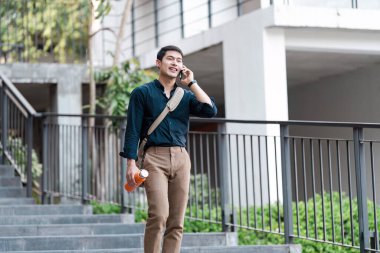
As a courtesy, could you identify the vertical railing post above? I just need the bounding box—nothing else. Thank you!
[41,116,48,204]
[208,0,212,28]
[131,1,136,57]
[82,118,88,204]
[154,0,159,47]
[0,82,8,164]
[237,0,242,16]
[353,127,370,253]
[120,120,128,213]
[26,115,33,197]
[217,123,232,232]
[179,0,184,38]
[280,124,293,244]
[352,0,358,8]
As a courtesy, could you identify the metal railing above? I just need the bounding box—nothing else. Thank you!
[124,0,256,56]
[40,114,127,206]
[15,113,380,253]
[105,0,370,61]
[0,72,36,197]
[184,119,380,253]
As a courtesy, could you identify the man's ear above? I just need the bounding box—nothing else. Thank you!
[155,59,161,69]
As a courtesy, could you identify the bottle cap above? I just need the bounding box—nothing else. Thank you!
[140,169,149,178]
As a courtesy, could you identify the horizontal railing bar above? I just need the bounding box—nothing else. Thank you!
[291,136,351,142]
[37,113,126,120]
[190,117,380,128]
[224,223,284,235]
[37,114,380,128]
[0,72,36,115]
[4,89,28,117]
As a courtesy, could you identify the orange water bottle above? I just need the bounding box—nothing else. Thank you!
[124,169,149,192]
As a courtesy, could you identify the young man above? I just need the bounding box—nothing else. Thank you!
[120,45,217,253]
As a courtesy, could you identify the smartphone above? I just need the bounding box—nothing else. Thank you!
[179,70,184,80]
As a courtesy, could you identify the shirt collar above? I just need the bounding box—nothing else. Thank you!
[154,79,178,93]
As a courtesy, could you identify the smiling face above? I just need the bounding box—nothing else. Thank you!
[156,50,184,79]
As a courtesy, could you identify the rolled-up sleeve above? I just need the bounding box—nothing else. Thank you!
[189,94,217,118]
[119,88,145,160]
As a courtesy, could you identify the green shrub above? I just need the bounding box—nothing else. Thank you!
[237,192,364,253]
[90,200,121,214]
[135,209,148,223]
[1,136,42,188]
[132,191,369,253]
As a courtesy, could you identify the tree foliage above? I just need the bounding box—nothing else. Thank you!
[95,59,158,117]
[0,0,110,63]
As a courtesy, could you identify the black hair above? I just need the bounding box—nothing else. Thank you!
[156,45,183,61]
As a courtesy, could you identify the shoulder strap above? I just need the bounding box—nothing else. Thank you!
[146,87,184,136]
[138,87,185,154]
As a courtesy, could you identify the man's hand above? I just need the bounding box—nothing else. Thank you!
[179,65,212,106]
[180,65,194,86]
[126,159,140,187]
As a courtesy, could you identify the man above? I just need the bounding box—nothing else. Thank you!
[120,45,217,253]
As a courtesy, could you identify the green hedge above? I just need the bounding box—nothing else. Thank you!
[90,200,121,214]
[91,191,380,253]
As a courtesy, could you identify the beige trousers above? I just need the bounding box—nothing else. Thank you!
[143,146,191,253]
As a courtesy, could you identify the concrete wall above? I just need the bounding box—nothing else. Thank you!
[288,64,380,202]
[289,64,380,123]
[287,0,380,9]
[0,64,85,118]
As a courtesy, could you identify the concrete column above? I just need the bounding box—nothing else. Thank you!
[55,65,84,119]
[55,65,85,197]
[223,27,288,121]
[223,25,287,205]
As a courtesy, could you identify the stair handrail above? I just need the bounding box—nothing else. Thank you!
[0,72,36,116]
[0,71,36,197]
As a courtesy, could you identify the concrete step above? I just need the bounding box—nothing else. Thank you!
[0,223,145,236]
[0,165,15,177]
[0,198,35,205]
[0,205,92,216]
[0,232,237,251]
[1,245,302,253]
[0,187,26,197]
[0,177,21,187]
[181,245,302,253]
[0,214,134,225]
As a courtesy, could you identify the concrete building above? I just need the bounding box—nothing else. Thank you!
[91,0,380,205]
[95,0,380,124]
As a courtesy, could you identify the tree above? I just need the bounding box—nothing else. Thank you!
[0,0,90,63]
[95,59,157,117]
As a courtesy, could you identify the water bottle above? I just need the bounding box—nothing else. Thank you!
[124,169,149,192]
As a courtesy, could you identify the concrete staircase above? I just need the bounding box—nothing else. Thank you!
[0,165,301,252]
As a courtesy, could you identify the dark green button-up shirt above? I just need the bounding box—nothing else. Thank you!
[120,79,217,160]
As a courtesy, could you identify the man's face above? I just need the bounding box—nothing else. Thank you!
[156,50,183,78]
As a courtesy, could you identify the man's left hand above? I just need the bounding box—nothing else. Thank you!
[180,65,194,86]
